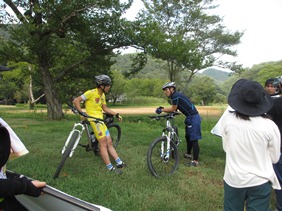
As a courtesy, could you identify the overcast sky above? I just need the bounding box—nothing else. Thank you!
[123,0,282,68]
[2,0,282,68]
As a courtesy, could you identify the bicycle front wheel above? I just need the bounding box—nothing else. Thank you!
[53,130,79,179]
[147,136,179,177]
[107,123,121,148]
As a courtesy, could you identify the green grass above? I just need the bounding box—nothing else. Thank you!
[0,107,277,211]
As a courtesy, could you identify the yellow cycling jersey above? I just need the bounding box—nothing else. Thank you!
[82,88,106,119]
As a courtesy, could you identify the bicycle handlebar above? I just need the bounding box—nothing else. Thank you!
[66,103,104,123]
[148,112,181,120]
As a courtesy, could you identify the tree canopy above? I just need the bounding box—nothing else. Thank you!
[132,0,243,87]
[0,0,134,119]
[0,0,261,116]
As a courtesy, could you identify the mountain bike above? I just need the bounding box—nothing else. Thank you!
[53,104,121,179]
[147,112,181,177]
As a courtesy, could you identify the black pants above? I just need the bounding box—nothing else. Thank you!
[186,137,199,160]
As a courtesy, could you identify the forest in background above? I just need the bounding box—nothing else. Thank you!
[0,0,243,119]
[108,54,282,105]
[0,0,281,112]
[1,53,281,107]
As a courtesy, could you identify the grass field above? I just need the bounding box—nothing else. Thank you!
[0,106,277,211]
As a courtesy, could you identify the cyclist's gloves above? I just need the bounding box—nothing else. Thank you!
[24,179,44,197]
[155,106,164,114]
[116,113,122,121]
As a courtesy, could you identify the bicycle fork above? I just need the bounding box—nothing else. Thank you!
[161,132,171,162]
[62,123,85,157]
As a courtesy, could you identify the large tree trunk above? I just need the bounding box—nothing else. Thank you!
[39,65,64,120]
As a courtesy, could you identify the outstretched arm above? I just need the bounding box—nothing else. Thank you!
[162,105,178,113]
[0,177,46,197]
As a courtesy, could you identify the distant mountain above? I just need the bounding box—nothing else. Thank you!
[112,54,233,82]
[199,66,233,82]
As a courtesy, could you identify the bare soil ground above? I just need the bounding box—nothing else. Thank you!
[1,105,225,116]
[102,106,224,116]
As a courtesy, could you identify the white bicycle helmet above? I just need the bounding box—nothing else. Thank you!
[162,82,176,90]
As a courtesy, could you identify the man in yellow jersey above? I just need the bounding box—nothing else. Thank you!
[73,75,126,174]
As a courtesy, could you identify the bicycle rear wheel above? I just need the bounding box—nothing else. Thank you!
[107,123,121,148]
[147,136,179,177]
[53,131,79,179]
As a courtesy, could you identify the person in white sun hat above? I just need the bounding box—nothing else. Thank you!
[221,78,281,211]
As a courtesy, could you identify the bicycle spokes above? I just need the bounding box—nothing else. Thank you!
[147,136,179,177]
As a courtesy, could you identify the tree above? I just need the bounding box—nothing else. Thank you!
[0,0,134,119]
[108,70,126,103]
[226,61,282,86]
[256,62,282,86]
[0,67,24,104]
[134,0,243,89]
[125,77,165,98]
[188,76,217,105]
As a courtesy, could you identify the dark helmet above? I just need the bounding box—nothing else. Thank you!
[274,76,282,87]
[265,78,279,89]
[95,74,111,87]
[162,82,176,90]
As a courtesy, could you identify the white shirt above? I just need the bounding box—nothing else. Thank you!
[0,166,6,179]
[221,111,281,189]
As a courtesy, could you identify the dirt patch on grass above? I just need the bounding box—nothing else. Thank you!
[112,106,225,116]
[1,105,225,116]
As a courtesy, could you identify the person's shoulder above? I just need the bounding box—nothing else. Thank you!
[273,96,282,103]
[221,110,236,126]
[222,110,234,119]
[84,88,96,92]
[270,97,282,115]
[254,116,276,125]
[172,91,183,97]
[86,88,98,94]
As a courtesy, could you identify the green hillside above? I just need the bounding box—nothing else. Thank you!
[112,54,232,82]
[200,67,232,82]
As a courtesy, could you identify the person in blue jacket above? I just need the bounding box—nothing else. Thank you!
[155,82,202,167]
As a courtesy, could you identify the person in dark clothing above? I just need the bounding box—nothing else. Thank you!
[265,77,281,97]
[155,82,202,167]
[268,96,282,211]
[0,125,46,211]
[269,97,282,134]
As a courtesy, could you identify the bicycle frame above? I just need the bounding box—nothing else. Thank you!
[53,104,121,179]
[62,123,85,157]
[147,112,181,177]
[60,104,101,157]
[150,112,181,161]
[61,106,116,156]
[80,119,98,151]
[161,116,180,161]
